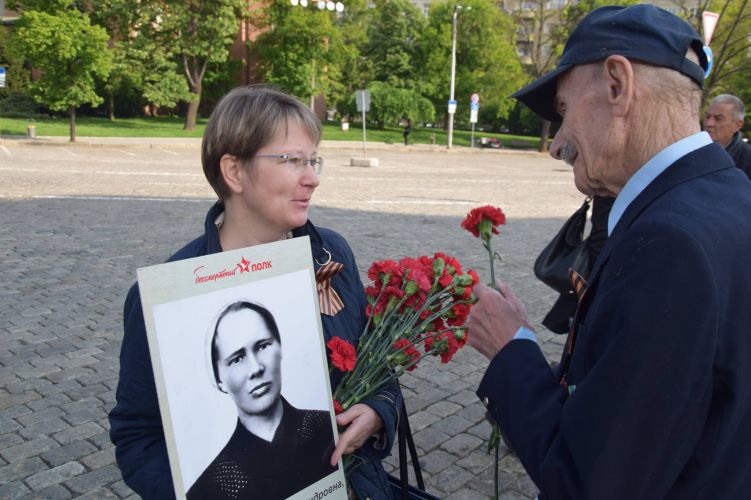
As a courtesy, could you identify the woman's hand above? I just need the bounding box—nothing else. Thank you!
[329,404,384,466]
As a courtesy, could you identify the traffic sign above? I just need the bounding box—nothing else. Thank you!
[470,109,478,124]
[471,93,479,104]
[702,11,719,46]
[356,90,371,112]
[0,67,6,89]
[448,99,457,114]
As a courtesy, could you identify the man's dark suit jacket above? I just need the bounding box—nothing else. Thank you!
[478,142,751,499]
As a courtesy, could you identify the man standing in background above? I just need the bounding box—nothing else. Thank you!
[704,94,751,178]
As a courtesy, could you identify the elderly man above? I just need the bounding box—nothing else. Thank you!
[468,5,751,499]
[704,94,751,178]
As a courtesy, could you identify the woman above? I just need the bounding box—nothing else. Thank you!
[188,300,337,500]
[109,86,401,499]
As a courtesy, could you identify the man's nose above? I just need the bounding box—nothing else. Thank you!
[549,132,564,160]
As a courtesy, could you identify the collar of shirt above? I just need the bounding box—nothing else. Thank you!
[607,132,712,235]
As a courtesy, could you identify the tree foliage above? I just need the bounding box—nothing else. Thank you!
[253,3,347,113]
[418,0,525,129]
[133,0,244,130]
[8,7,113,141]
[364,81,435,128]
[0,25,32,97]
[362,0,426,89]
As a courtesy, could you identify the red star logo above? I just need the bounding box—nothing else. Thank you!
[238,257,251,273]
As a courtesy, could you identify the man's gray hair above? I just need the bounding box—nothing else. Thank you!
[202,86,321,201]
[711,94,746,121]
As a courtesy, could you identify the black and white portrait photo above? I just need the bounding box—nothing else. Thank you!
[148,269,340,499]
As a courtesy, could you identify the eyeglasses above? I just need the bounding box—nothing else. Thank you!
[255,153,324,174]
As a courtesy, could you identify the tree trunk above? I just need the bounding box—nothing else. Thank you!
[69,106,76,143]
[184,74,203,130]
[184,97,200,131]
[539,119,551,153]
[108,92,115,122]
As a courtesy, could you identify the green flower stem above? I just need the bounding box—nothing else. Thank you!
[483,237,496,287]
[494,442,500,500]
[334,271,476,413]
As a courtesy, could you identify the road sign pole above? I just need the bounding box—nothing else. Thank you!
[471,123,475,148]
[362,109,366,155]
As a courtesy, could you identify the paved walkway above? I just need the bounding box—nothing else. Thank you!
[0,137,581,499]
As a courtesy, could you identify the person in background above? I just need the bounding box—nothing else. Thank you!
[109,86,401,500]
[703,93,751,178]
[402,120,411,146]
[468,5,751,499]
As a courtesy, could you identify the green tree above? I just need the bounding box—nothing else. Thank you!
[365,81,435,128]
[419,0,525,130]
[362,0,426,89]
[134,0,244,130]
[8,8,112,141]
[331,0,370,119]
[253,3,345,114]
[0,25,32,97]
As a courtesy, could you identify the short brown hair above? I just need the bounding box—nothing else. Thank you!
[202,86,322,201]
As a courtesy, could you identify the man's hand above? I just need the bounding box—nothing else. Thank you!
[468,279,534,360]
[329,404,384,466]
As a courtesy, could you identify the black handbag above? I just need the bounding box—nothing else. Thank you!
[534,197,593,295]
[387,401,440,500]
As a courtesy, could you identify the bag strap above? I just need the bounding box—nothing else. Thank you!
[398,399,425,498]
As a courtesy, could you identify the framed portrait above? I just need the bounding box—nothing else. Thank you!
[137,237,347,500]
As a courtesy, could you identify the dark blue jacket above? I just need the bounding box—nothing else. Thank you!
[110,203,401,499]
[479,143,751,499]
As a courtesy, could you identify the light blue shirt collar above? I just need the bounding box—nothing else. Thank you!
[607,132,712,235]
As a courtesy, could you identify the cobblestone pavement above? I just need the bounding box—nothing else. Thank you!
[0,137,584,499]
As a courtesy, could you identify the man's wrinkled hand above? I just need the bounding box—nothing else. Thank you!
[468,279,533,360]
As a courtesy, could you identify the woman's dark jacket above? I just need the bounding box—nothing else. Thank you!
[109,202,401,499]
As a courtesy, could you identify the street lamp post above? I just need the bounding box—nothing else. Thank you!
[447,4,468,149]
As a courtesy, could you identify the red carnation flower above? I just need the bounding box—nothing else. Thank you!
[438,272,453,288]
[333,399,344,414]
[392,338,421,371]
[327,337,357,372]
[461,206,506,240]
[438,332,460,363]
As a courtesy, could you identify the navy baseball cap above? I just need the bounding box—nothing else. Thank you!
[513,4,708,123]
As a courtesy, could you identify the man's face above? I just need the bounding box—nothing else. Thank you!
[549,64,625,197]
[704,102,743,147]
[215,309,282,417]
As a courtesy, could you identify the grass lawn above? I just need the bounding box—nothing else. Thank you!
[0,115,540,149]
[0,116,207,138]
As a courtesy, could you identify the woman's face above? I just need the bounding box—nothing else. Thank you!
[215,309,282,417]
[235,119,320,237]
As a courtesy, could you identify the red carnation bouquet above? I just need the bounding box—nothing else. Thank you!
[328,252,478,413]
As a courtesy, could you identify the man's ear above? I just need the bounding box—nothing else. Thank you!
[602,55,634,118]
[219,154,244,196]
